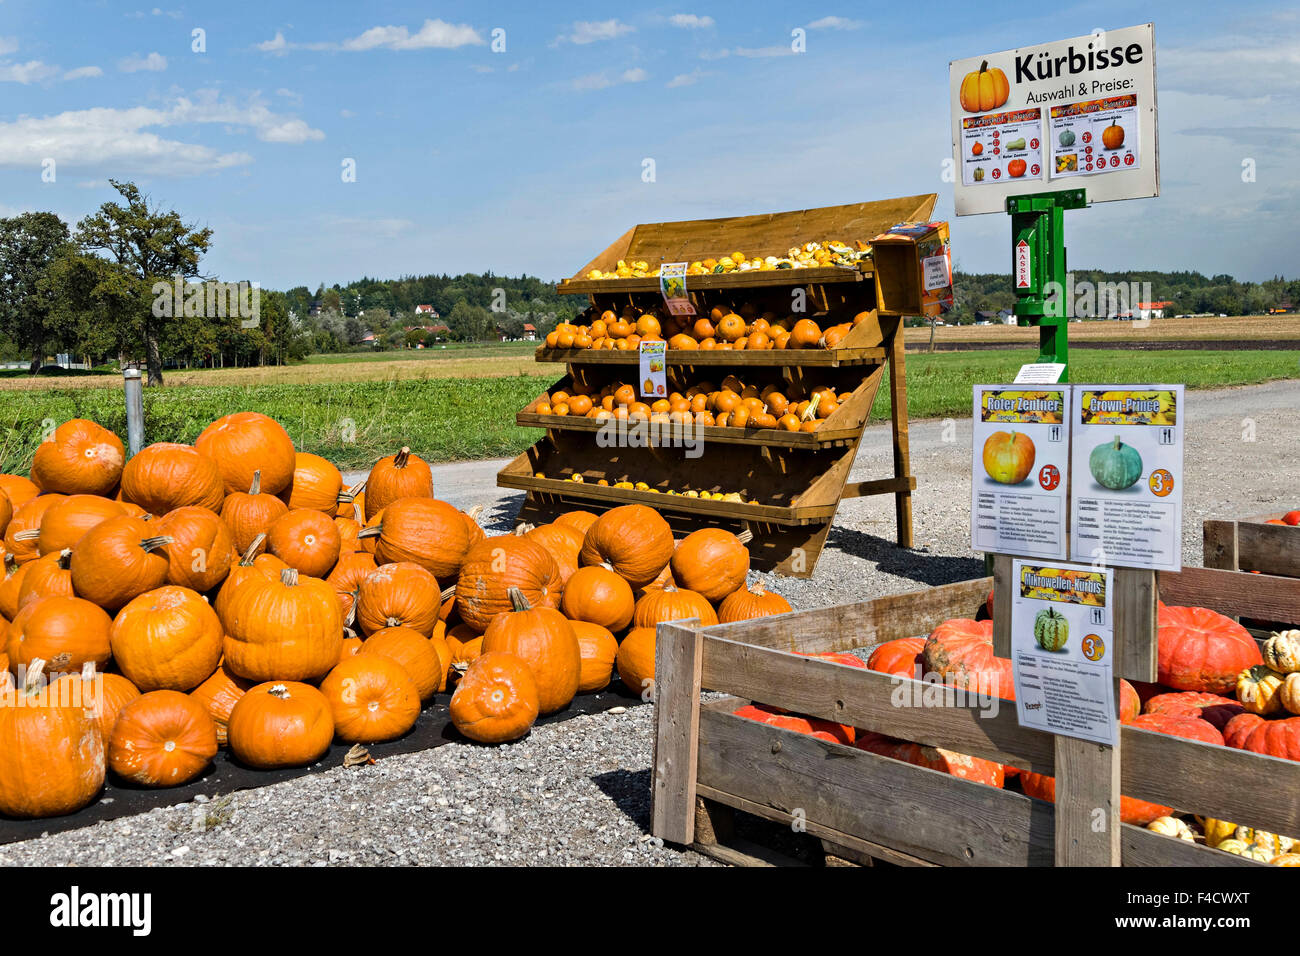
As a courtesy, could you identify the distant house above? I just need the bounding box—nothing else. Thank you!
[359,333,378,347]
[426,324,451,342]
[1136,301,1174,320]
[973,310,999,324]
[414,304,439,317]
[522,323,538,341]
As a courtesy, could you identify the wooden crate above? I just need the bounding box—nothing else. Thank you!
[650,567,1300,867]
[500,195,939,575]
[1205,513,1300,579]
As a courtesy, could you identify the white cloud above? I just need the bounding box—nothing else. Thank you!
[342,19,483,50]
[0,60,60,83]
[807,16,864,30]
[339,108,356,118]
[667,69,707,88]
[0,36,17,55]
[119,51,167,72]
[275,87,302,106]
[559,19,633,45]
[257,31,287,53]
[63,65,103,80]
[571,67,647,91]
[152,7,182,17]
[669,14,714,28]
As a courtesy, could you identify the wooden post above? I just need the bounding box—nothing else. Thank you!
[885,317,914,549]
[1115,568,1158,683]
[1053,735,1121,865]
[650,621,704,846]
[992,554,1013,657]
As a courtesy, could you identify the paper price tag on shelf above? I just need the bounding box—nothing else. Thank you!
[638,340,666,398]
[1069,384,1185,571]
[1011,559,1116,746]
[1013,363,1065,384]
[971,385,1070,559]
[659,262,695,316]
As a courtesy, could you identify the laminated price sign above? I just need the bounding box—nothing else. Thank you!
[1011,559,1116,746]
[971,385,1070,558]
[1069,385,1184,571]
[638,340,666,398]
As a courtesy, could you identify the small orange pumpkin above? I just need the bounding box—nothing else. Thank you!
[227,681,334,768]
[108,690,218,787]
[449,651,539,744]
[319,655,420,743]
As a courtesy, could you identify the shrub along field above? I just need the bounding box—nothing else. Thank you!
[0,348,1296,473]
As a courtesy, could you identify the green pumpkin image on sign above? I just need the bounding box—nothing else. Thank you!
[1089,436,1143,490]
[1033,608,1069,652]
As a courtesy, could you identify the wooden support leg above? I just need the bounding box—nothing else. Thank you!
[650,622,704,846]
[1053,735,1122,866]
[885,319,914,549]
[694,797,735,847]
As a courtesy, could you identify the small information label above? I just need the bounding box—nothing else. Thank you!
[659,262,695,316]
[1011,559,1116,746]
[1014,362,1065,384]
[638,340,666,398]
[971,385,1070,559]
[1069,384,1185,571]
[923,252,951,292]
[1015,240,1032,289]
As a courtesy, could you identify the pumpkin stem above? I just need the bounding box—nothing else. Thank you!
[440,584,457,602]
[280,568,299,587]
[268,683,290,699]
[140,535,173,553]
[751,582,766,596]
[11,528,39,542]
[506,586,533,612]
[800,392,821,422]
[23,658,47,695]
[513,522,535,535]
[248,470,262,496]
[240,533,267,565]
[3,553,15,576]
[81,661,96,680]
[357,525,382,539]
[979,59,989,73]
[344,602,357,629]
[737,529,754,544]
[56,548,72,569]
[466,505,484,521]
[393,446,411,468]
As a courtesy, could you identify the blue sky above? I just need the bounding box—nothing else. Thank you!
[1,1,1297,289]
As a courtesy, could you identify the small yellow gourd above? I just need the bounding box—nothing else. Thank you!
[1197,817,1238,848]
[1237,665,1286,716]
[1262,630,1300,674]
[1146,816,1195,841]
[1215,839,1271,862]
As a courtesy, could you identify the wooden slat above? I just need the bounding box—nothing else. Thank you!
[1236,522,1300,578]
[558,264,866,295]
[1158,566,1300,624]
[1202,519,1239,571]
[1053,736,1121,865]
[1122,825,1269,867]
[840,476,917,499]
[696,708,1054,866]
[1115,568,1158,682]
[650,622,705,845]
[532,345,887,367]
[1120,725,1300,834]
[699,636,1055,773]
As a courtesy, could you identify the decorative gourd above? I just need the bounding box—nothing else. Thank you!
[1143,691,1244,731]
[69,515,173,611]
[455,536,562,633]
[981,431,1035,485]
[632,585,718,630]
[1237,664,1286,716]
[1032,607,1069,652]
[156,506,235,592]
[866,637,925,677]
[958,59,1009,113]
[223,568,343,682]
[268,508,341,579]
[359,497,470,580]
[1214,839,1270,862]
[1262,630,1300,674]
[571,621,618,693]
[220,471,288,554]
[325,550,378,622]
[226,681,334,768]
[355,562,440,637]
[4,494,68,564]
[922,618,1015,700]
[616,627,656,698]
[110,586,224,692]
[279,452,346,513]
[119,442,225,516]
[358,625,443,701]
[30,418,125,496]
[717,582,792,623]
[108,690,218,787]
[35,494,125,555]
[364,447,434,520]
[561,564,634,632]
[449,651,539,744]
[189,660,253,747]
[5,595,113,674]
[670,529,750,602]
[1270,853,1300,866]
[319,655,420,743]
[0,659,105,818]
[1279,672,1300,716]
[1158,604,1262,693]
[1101,122,1125,150]
[1146,816,1195,841]
[578,505,674,589]
[1233,826,1294,856]
[1223,713,1300,761]
[481,587,580,715]
[1088,436,1143,490]
[1197,817,1239,848]
[195,412,297,496]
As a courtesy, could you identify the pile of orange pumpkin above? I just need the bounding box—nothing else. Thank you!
[544,304,873,353]
[0,414,793,820]
[1264,511,1300,526]
[537,372,849,432]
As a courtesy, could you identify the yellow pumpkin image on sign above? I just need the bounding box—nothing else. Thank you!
[982,431,1036,484]
[959,60,1010,113]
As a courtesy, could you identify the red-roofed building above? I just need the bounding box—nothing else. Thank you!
[414,304,438,317]
[1136,301,1174,320]
[522,323,538,341]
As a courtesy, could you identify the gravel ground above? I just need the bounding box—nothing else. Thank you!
[4,380,1295,866]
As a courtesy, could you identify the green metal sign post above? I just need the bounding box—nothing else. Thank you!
[1006,188,1087,382]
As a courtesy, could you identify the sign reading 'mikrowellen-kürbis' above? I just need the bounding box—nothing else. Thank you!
[950,23,1159,215]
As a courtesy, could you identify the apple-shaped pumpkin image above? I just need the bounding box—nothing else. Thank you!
[1089,436,1143,490]
[959,60,1009,113]
[982,431,1036,485]
[1102,122,1125,150]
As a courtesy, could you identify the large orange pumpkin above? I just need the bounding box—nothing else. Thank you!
[220,470,288,553]
[449,651,539,744]
[360,497,470,581]
[0,558,29,621]
[226,681,334,768]
[195,411,297,496]
[615,627,656,698]
[481,587,580,714]
[365,447,434,520]
[355,562,441,637]
[1018,770,1171,826]
[717,582,792,623]
[110,586,224,692]
[0,474,40,513]
[223,568,343,682]
[35,494,124,555]
[4,494,67,564]
[670,529,750,602]
[455,536,562,633]
[632,585,718,629]
[1157,605,1263,694]
[279,452,345,513]
[213,534,277,624]
[922,618,1015,700]
[30,419,125,496]
[108,690,218,787]
[156,506,235,592]
[855,733,1004,788]
[1222,713,1300,761]
[866,637,926,677]
[524,523,584,584]
[560,564,634,632]
[267,508,341,579]
[6,595,113,673]
[572,620,618,693]
[120,442,225,516]
[553,510,598,536]
[0,659,105,818]
[69,515,173,611]
[54,665,140,743]
[358,625,443,700]
[15,548,76,610]
[189,660,253,746]
[319,655,420,743]
[578,505,674,588]
[326,550,379,622]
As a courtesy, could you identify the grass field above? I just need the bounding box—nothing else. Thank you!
[1,347,1296,473]
[904,314,1299,346]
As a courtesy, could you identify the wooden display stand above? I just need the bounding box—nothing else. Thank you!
[649,567,1300,867]
[497,195,939,577]
[1204,513,1300,579]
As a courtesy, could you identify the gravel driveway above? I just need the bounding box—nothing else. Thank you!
[4,380,1295,866]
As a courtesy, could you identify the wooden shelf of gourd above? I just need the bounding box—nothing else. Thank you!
[496,194,939,577]
[0,413,798,822]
